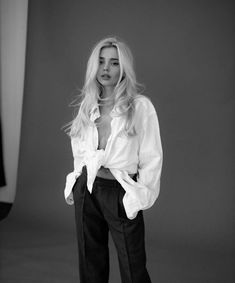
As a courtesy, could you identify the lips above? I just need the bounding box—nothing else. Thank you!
[101,74,111,80]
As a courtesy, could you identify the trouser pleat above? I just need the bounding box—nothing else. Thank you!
[108,190,151,283]
[73,172,109,283]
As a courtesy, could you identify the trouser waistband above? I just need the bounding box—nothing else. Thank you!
[81,165,137,187]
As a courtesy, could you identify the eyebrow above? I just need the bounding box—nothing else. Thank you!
[99,56,119,61]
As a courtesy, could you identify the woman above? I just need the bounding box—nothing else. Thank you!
[64,37,163,283]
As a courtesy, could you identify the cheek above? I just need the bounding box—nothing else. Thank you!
[96,68,103,81]
[113,69,120,80]
[96,70,102,83]
[97,66,102,75]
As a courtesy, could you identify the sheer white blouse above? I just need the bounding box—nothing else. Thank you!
[64,95,163,219]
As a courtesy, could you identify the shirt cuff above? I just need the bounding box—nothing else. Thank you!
[65,192,74,205]
[64,171,80,205]
[123,193,141,220]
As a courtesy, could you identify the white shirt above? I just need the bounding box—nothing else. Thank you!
[64,95,163,219]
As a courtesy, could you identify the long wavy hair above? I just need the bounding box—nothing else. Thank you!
[67,36,143,138]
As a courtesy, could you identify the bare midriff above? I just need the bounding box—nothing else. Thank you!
[96,166,135,180]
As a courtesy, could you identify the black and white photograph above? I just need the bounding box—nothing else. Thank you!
[0,0,234,282]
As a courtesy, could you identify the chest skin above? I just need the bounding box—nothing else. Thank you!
[95,106,113,150]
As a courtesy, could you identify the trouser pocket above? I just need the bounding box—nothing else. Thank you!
[117,184,143,221]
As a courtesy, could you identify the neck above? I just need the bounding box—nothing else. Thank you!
[102,86,114,99]
[100,86,115,107]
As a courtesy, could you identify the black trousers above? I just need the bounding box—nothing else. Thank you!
[73,167,151,283]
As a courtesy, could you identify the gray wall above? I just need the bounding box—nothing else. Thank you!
[13,0,235,252]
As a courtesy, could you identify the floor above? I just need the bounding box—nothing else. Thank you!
[1,217,235,283]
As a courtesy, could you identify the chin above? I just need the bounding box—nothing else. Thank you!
[100,81,115,87]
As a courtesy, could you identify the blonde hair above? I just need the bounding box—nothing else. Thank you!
[67,36,143,138]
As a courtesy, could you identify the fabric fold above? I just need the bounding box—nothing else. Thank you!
[64,95,163,220]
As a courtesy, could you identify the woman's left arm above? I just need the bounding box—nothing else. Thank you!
[123,100,163,219]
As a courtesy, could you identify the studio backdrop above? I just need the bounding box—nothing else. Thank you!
[10,0,235,252]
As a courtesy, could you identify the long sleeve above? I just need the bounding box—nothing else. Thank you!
[122,101,163,219]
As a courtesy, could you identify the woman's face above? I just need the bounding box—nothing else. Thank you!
[96,46,120,88]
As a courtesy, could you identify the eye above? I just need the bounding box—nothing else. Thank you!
[99,59,104,65]
[112,61,119,66]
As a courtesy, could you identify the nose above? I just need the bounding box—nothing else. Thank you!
[103,62,110,72]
